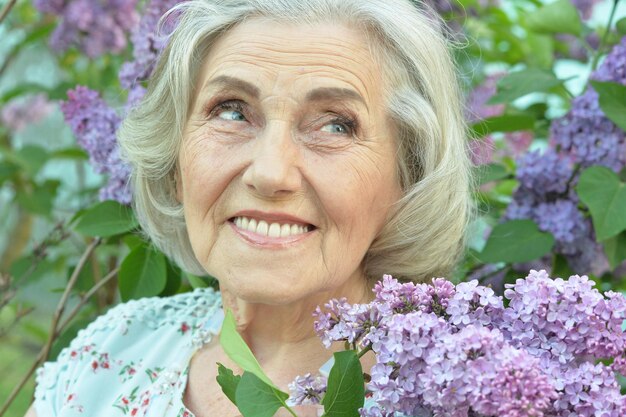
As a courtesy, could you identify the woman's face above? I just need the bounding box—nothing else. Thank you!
[177,19,402,304]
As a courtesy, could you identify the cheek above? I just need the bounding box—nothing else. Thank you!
[178,139,245,241]
[309,150,398,243]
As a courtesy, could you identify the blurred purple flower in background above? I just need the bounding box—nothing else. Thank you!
[61,86,131,204]
[1,94,54,132]
[34,0,140,58]
[119,0,183,91]
[54,0,185,204]
[571,0,603,20]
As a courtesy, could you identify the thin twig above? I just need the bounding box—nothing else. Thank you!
[58,266,119,332]
[0,0,17,26]
[41,237,101,363]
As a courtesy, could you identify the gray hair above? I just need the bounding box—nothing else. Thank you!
[117,0,474,282]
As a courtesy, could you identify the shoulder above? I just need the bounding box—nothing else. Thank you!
[86,288,221,337]
[34,288,223,416]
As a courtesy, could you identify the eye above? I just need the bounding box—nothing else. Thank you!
[212,100,247,122]
[320,117,356,136]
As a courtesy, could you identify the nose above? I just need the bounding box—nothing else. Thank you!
[241,121,302,197]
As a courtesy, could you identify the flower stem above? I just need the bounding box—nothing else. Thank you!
[357,345,373,359]
[592,0,621,70]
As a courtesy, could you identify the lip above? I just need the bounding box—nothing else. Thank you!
[228,210,316,248]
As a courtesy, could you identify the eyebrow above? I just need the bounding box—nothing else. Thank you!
[204,75,367,108]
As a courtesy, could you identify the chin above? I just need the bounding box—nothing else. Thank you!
[214,266,320,305]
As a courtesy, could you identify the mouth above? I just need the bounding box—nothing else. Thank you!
[228,215,316,238]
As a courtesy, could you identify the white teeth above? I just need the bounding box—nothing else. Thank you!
[268,223,281,238]
[248,219,257,233]
[257,220,269,236]
[233,216,311,237]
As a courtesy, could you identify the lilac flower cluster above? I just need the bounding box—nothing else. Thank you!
[551,36,626,172]
[503,37,626,274]
[1,94,54,132]
[119,0,183,95]
[34,0,140,58]
[57,0,184,203]
[60,86,131,204]
[287,373,327,406]
[291,271,626,416]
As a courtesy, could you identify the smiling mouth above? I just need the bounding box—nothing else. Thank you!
[229,216,315,238]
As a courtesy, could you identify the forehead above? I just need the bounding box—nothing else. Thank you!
[196,18,385,105]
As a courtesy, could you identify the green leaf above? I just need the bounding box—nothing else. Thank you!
[220,310,278,389]
[525,32,554,69]
[186,272,219,289]
[50,147,89,160]
[322,350,364,417]
[160,259,182,296]
[0,161,19,183]
[118,244,167,301]
[16,145,49,176]
[590,81,626,131]
[16,179,60,216]
[74,200,138,237]
[470,114,535,137]
[526,0,582,35]
[235,372,289,417]
[478,220,555,263]
[603,232,626,270]
[475,163,509,185]
[216,363,242,405]
[616,17,626,36]
[488,68,565,104]
[576,166,626,241]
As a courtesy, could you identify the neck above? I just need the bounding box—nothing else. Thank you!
[219,271,373,387]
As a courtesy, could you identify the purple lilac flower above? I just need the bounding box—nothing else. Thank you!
[33,0,64,14]
[466,73,505,123]
[469,135,494,166]
[312,271,626,416]
[287,373,327,406]
[35,0,140,58]
[471,345,557,417]
[551,36,626,172]
[571,0,602,20]
[1,94,54,132]
[61,86,131,204]
[445,279,503,329]
[502,130,533,159]
[514,149,573,201]
[556,32,600,61]
[119,0,183,89]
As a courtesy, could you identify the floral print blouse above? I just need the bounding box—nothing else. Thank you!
[35,287,224,417]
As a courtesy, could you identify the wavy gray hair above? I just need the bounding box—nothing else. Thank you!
[117,0,474,282]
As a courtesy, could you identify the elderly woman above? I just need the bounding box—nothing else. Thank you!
[28,0,471,415]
